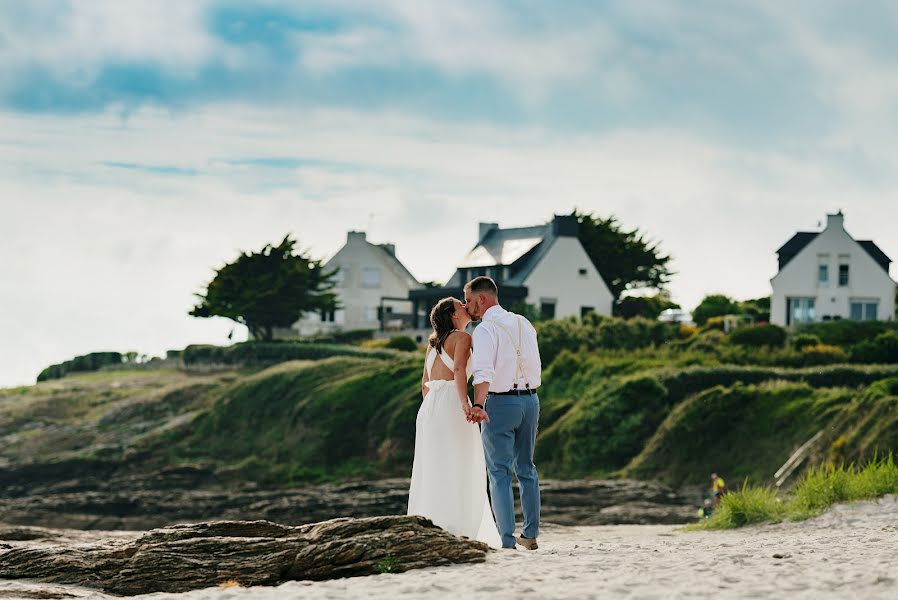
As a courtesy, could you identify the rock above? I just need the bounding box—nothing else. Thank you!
[0,470,699,531]
[0,516,488,596]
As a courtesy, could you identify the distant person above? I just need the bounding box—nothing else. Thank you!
[711,472,727,505]
[464,276,542,551]
[407,297,500,548]
[697,499,713,519]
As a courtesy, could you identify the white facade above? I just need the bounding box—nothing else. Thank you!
[521,235,614,318]
[771,212,896,326]
[296,231,421,336]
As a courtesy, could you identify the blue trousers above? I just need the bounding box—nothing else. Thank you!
[481,392,540,548]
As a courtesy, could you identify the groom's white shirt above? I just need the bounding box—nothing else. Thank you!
[471,305,542,392]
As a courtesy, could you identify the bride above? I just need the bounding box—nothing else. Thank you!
[407,297,501,548]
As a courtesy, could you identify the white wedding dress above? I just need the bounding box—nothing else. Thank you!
[407,346,501,548]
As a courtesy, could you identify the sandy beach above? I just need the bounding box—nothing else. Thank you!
[2,495,895,599]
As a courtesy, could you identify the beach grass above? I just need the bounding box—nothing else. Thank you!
[692,454,898,529]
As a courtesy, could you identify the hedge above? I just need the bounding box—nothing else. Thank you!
[729,324,787,348]
[181,341,400,367]
[37,352,124,382]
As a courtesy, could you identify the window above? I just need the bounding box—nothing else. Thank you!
[578,268,588,277]
[580,306,594,317]
[818,264,828,285]
[364,306,378,322]
[787,297,815,325]
[540,301,556,319]
[320,309,335,322]
[361,267,381,288]
[850,301,878,321]
[838,264,849,286]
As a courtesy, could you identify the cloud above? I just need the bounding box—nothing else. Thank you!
[3,2,898,388]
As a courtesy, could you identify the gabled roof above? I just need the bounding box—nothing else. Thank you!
[858,241,892,272]
[374,244,421,288]
[776,232,892,273]
[458,225,548,268]
[776,232,818,270]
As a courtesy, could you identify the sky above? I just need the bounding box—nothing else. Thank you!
[2,0,898,387]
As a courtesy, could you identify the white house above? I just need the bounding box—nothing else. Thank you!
[770,211,896,326]
[296,231,422,336]
[409,215,614,326]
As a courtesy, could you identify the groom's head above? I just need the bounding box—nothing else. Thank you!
[463,276,498,320]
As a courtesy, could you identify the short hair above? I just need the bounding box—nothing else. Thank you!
[464,276,498,296]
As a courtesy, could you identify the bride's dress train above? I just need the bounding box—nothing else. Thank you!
[407,348,501,548]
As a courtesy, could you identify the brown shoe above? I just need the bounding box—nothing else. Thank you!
[516,535,538,550]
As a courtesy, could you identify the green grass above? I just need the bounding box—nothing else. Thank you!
[692,454,898,529]
[6,340,898,489]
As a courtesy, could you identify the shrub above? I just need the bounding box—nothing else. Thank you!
[678,324,698,339]
[535,316,677,365]
[37,352,124,382]
[799,320,896,347]
[851,331,898,364]
[729,324,787,348]
[182,341,398,367]
[799,343,848,366]
[688,330,726,354]
[385,336,418,352]
[792,333,821,351]
[693,294,740,326]
[309,329,376,345]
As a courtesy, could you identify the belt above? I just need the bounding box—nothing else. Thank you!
[490,388,537,396]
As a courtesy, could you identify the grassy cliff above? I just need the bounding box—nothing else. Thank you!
[5,325,898,489]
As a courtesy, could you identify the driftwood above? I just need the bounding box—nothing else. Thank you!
[0,516,489,596]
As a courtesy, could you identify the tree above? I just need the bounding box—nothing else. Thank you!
[617,292,680,320]
[573,211,673,302]
[739,296,771,323]
[190,236,338,341]
[692,294,740,326]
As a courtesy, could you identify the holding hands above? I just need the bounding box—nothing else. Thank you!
[466,403,489,424]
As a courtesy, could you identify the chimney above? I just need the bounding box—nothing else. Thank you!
[552,214,579,237]
[479,222,499,241]
[380,243,395,256]
[825,210,845,231]
[347,231,367,244]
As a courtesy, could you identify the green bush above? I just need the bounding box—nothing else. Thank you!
[851,331,898,364]
[182,341,399,367]
[37,352,124,382]
[799,320,896,347]
[385,336,418,352]
[799,343,848,366]
[308,329,376,345]
[729,324,787,348]
[535,316,677,365]
[792,333,821,351]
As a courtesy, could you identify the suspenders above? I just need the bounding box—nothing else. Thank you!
[492,315,531,390]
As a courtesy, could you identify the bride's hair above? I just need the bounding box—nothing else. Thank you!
[428,297,457,353]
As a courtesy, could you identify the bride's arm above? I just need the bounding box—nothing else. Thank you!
[421,346,430,399]
[452,333,473,414]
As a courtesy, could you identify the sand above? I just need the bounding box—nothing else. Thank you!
[2,495,896,599]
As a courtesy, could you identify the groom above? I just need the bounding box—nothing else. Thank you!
[464,276,542,550]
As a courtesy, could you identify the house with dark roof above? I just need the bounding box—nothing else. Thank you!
[771,211,896,326]
[409,214,613,327]
[295,231,422,336]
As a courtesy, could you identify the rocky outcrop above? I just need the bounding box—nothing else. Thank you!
[0,460,700,531]
[0,516,488,596]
